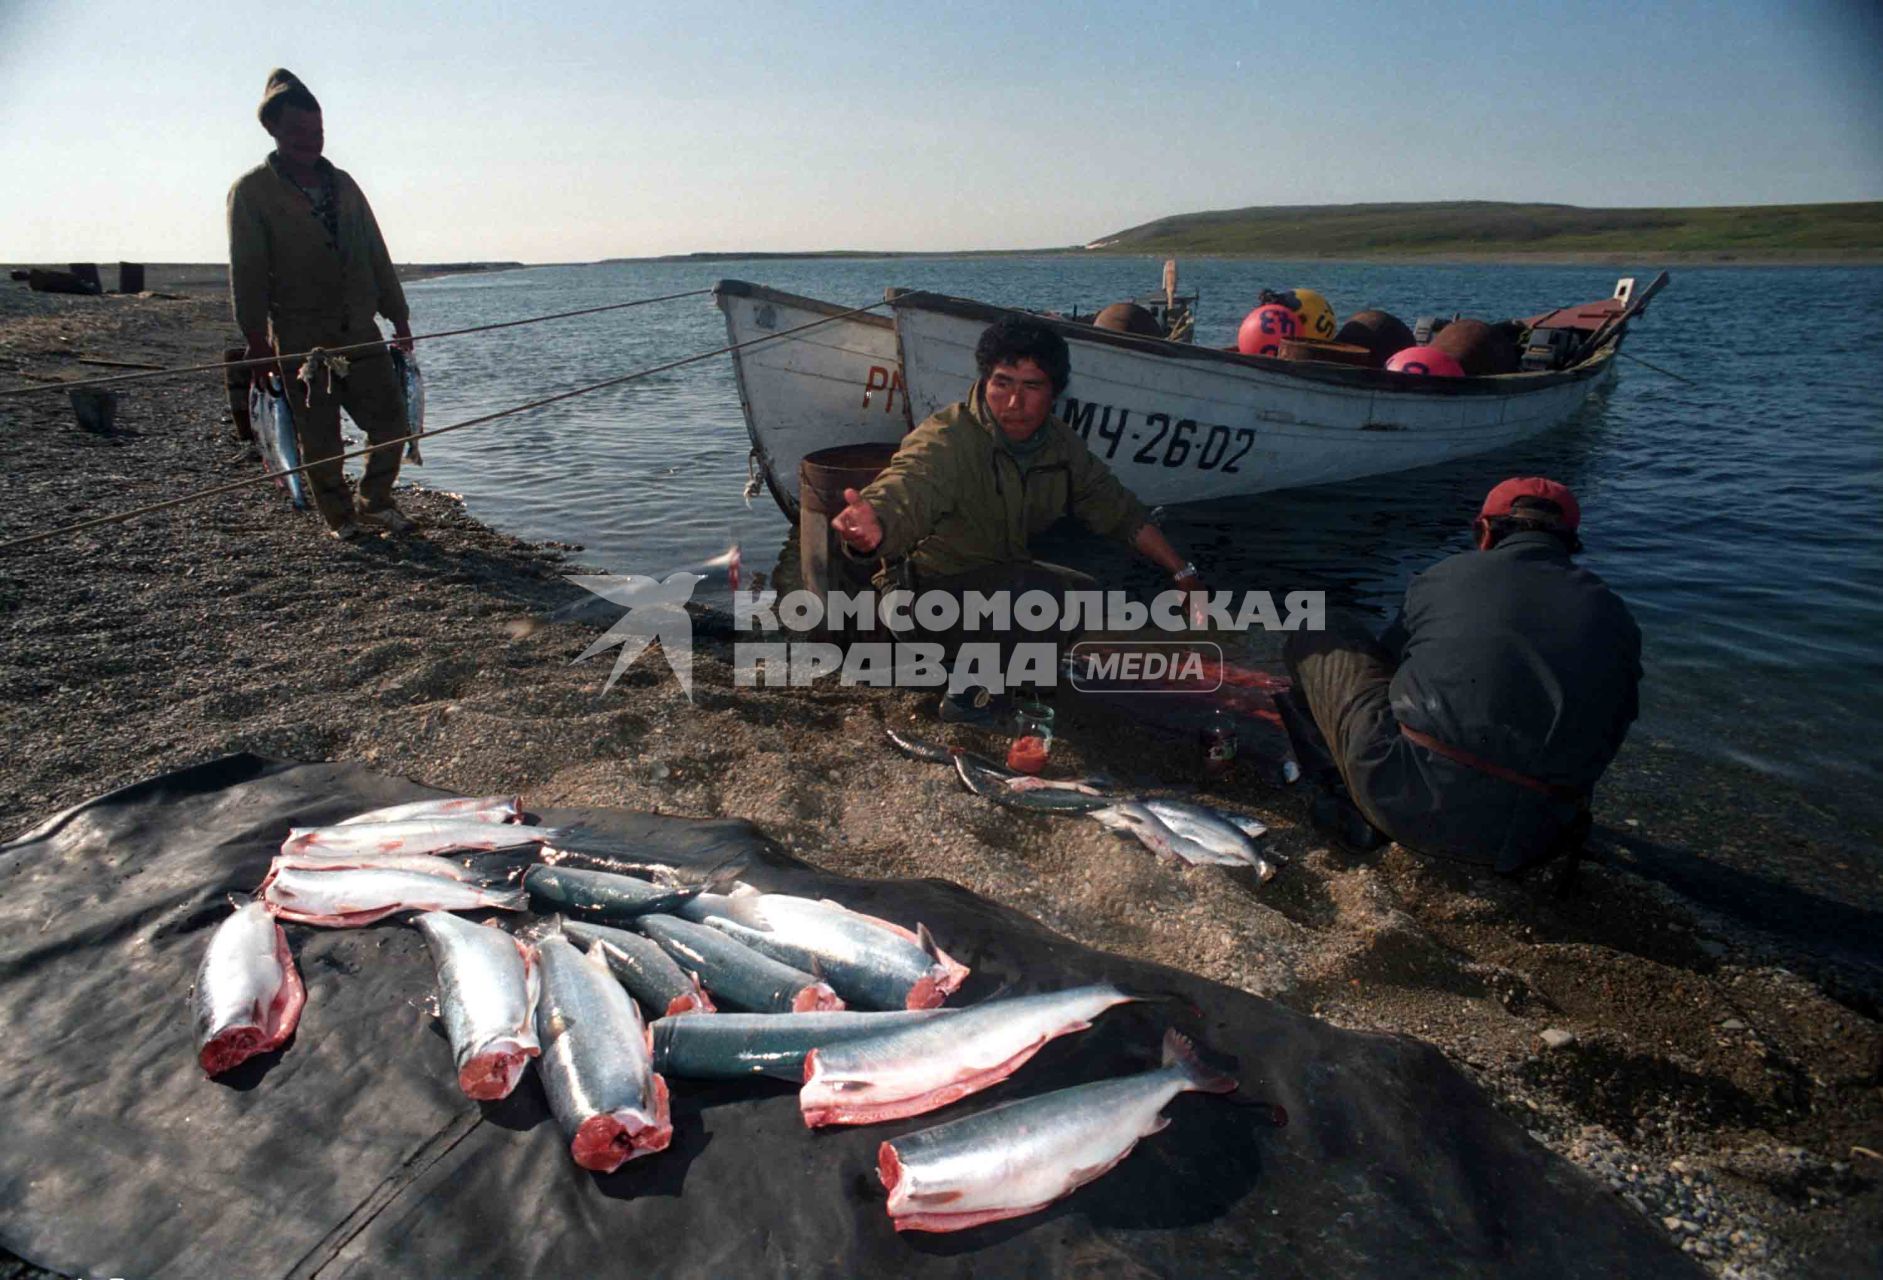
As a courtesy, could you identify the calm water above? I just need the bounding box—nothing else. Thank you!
[405,258,1883,833]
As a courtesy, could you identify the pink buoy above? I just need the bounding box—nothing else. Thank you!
[1385,345,1466,377]
[1236,304,1299,357]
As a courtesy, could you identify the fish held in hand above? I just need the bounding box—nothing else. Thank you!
[563,918,715,1017]
[638,914,843,1013]
[281,818,575,858]
[682,890,968,1010]
[799,983,1136,1128]
[650,1009,956,1080]
[193,900,305,1076]
[879,1028,1237,1232]
[262,865,528,927]
[535,935,672,1172]
[413,912,541,1100]
[338,794,520,826]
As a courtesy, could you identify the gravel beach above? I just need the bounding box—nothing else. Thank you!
[1,268,1877,1278]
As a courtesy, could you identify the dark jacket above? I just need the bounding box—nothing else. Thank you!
[1362,531,1641,868]
[856,384,1150,583]
[227,154,408,353]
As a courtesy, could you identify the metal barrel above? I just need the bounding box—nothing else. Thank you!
[117,262,145,294]
[798,443,899,640]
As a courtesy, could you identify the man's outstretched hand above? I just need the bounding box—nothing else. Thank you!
[831,487,883,553]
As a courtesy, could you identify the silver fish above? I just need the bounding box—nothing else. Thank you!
[681,889,968,1010]
[534,936,672,1172]
[879,1028,1236,1232]
[281,818,574,858]
[563,918,715,1017]
[885,726,955,764]
[953,753,1113,814]
[413,912,540,1100]
[1090,802,1242,867]
[637,914,843,1013]
[799,983,1137,1127]
[338,794,520,826]
[261,864,527,927]
[247,375,308,509]
[267,850,498,883]
[391,346,424,464]
[193,900,305,1076]
[1141,799,1276,879]
[650,1009,955,1080]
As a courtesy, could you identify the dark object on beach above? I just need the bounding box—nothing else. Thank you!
[1276,338,1373,368]
[1093,301,1163,337]
[1431,318,1522,376]
[117,262,145,294]
[1334,309,1417,368]
[7,269,27,282]
[224,345,254,441]
[69,388,119,434]
[70,263,103,293]
[1199,713,1238,780]
[26,268,101,296]
[799,443,897,639]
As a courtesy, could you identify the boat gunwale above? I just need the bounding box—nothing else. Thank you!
[886,288,1618,398]
[713,279,896,331]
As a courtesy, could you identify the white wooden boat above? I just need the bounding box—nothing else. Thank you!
[716,275,1662,517]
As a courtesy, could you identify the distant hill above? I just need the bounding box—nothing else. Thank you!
[1085,201,1883,259]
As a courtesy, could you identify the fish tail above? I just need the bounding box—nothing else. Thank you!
[1162,1028,1237,1094]
[489,886,530,913]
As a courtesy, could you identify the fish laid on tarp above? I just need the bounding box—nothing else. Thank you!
[563,918,715,1017]
[637,914,843,1013]
[193,900,306,1076]
[265,850,500,883]
[1140,799,1276,879]
[523,864,712,925]
[390,346,425,464]
[413,912,540,1100]
[799,984,1136,1127]
[262,865,527,927]
[338,794,519,826]
[878,1028,1237,1232]
[650,1009,957,1080]
[281,818,575,858]
[681,889,968,1011]
[247,375,308,509]
[535,936,672,1172]
[953,753,1114,814]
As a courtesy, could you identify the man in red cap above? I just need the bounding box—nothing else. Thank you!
[1276,476,1640,873]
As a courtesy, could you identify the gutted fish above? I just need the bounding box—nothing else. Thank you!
[338,794,519,826]
[637,914,842,1013]
[261,864,527,927]
[650,1009,956,1080]
[193,900,305,1076]
[266,850,498,883]
[281,818,574,858]
[682,890,968,1010]
[879,1028,1237,1232]
[799,984,1136,1127]
[954,753,1112,813]
[413,912,540,1100]
[535,936,672,1172]
[524,864,711,924]
[563,918,715,1017]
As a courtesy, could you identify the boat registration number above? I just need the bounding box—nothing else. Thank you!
[1059,398,1255,473]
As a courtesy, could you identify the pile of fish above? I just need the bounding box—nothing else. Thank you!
[888,726,1279,880]
[188,788,1262,1233]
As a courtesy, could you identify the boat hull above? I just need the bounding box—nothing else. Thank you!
[715,281,912,519]
[890,292,1617,507]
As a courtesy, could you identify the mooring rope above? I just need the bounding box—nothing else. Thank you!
[0,287,714,399]
[0,298,893,553]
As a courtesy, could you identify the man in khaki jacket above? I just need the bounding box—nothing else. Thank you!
[832,316,1203,721]
[228,68,414,540]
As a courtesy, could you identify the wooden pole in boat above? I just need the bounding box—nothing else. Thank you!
[1163,259,1178,312]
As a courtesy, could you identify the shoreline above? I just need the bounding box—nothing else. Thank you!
[1,269,1878,1278]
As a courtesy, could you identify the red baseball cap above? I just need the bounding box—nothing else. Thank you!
[1478,477,1580,530]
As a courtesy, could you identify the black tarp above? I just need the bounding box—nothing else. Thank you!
[0,755,1696,1278]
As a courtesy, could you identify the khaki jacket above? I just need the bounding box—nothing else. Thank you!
[227,155,408,352]
[858,384,1150,582]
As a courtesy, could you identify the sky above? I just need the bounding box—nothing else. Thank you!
[1,0,1879,263]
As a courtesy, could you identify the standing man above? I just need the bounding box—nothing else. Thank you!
[830,315,1202,722]
[228,68,415,541]
[1278,478,1641,873]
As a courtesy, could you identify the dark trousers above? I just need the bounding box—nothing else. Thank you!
[277,349,406,531]
[1281,618,1402,834]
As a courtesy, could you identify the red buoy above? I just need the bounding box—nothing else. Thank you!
[1385,345,1466,377]
[1237,304,1299,357]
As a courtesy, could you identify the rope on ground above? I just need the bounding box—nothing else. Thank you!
[0,298,893,554]
[0,288,714,399]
